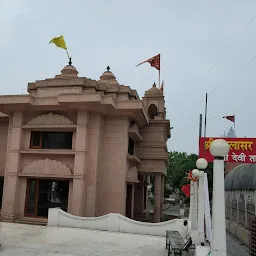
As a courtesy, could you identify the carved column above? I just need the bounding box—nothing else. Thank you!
[72,111,89,216]
[131,184,135,219]
[160,175,165,220]
[1,112,23,221]
[144,175,149,211]
[134,174,145,220]
[85,114,103,217]
[154,174,161,222]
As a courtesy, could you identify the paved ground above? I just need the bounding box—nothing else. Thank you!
[0,222,166,256]
[0,222,250,255]
[227,233,249,256]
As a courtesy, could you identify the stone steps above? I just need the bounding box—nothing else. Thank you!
[15,217,47,226]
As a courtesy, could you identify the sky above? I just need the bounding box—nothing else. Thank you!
[1,0,256,154]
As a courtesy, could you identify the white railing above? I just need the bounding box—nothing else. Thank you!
[48,208,189,238]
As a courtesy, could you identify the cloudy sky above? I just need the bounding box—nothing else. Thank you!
[1,0,256,154]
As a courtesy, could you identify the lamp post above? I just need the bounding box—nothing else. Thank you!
[196,158,208,244]
[191,169,200,231]
[210,139,230,256]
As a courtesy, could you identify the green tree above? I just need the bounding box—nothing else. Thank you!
[165,151,213,200]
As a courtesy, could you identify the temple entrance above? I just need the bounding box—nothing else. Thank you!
[125,184,133,219]
[25,179,69,218]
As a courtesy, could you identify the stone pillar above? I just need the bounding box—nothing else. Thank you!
[160,175,165,220]
[134,174,145,220]
[143,174,149,212]
[131,184,135,219]
[72,111,89,216]
[154,174,161,222]
[1,112,23,221]
[85,114,103,217]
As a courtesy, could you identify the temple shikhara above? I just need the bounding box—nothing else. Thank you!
[0,64,170,224]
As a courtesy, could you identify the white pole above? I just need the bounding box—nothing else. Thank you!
[189,180,194,222]
[191,180,198,230]
[204,173,212,244]
[211,159,227,256]
[198,171,205,243]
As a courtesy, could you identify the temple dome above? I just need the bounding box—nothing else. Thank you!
[61,65,78,76]
[99,66,119,85]
[55,64,78,79]
[225,164,256,190]
[144,83,163,97]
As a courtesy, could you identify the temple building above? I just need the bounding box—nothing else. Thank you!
[0,64,170,224]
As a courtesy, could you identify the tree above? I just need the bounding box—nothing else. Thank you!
[165,151,213,200]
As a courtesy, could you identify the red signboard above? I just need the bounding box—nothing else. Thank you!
[199,137,256,163]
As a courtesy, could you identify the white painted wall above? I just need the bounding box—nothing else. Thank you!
[48,208,190,238]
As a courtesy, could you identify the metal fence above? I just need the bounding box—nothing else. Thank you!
[250,217,256,255]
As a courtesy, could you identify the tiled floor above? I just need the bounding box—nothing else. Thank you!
[227,233,249,256]
[0,222,166,256]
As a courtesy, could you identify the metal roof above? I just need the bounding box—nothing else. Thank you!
[225,164,256,190]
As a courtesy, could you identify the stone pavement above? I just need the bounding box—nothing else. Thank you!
[227,233,249,256]
[0,222,166,256]
[0,222,250,255]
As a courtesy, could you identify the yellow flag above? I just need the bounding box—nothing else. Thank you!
[49,35,67,50]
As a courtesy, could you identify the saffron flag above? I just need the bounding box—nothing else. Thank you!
[136,54,160,70]
[182,184,190,197]
[223,115,235,123]
[49,35,67,50]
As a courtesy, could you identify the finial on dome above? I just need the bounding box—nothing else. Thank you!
[99,66,119,85]
[153,82,156,87]
[69,57,72,65]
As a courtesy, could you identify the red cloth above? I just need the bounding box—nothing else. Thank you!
[182,184,191,197]
[136,54,160,70]
[223,115,235,123]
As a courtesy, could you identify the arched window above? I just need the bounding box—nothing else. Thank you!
[148,104,158,119]
[232,195,237,222]
[247,195,255,229]
[238,193,246,226]
[225,192,231,220]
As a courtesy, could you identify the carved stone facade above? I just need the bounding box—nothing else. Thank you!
[22,158,72,177]
[27,113,74,125]
[126,166,139,183]
[0,65,170,223]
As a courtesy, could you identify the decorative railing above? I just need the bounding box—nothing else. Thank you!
[48,208,189,238]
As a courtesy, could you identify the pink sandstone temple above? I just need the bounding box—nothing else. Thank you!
[0,64,170,224]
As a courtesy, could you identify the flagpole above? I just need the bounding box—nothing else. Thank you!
[65,49,72,65]
[203,93,208,156]
[159,69,161,88]
[199,113,203,155]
